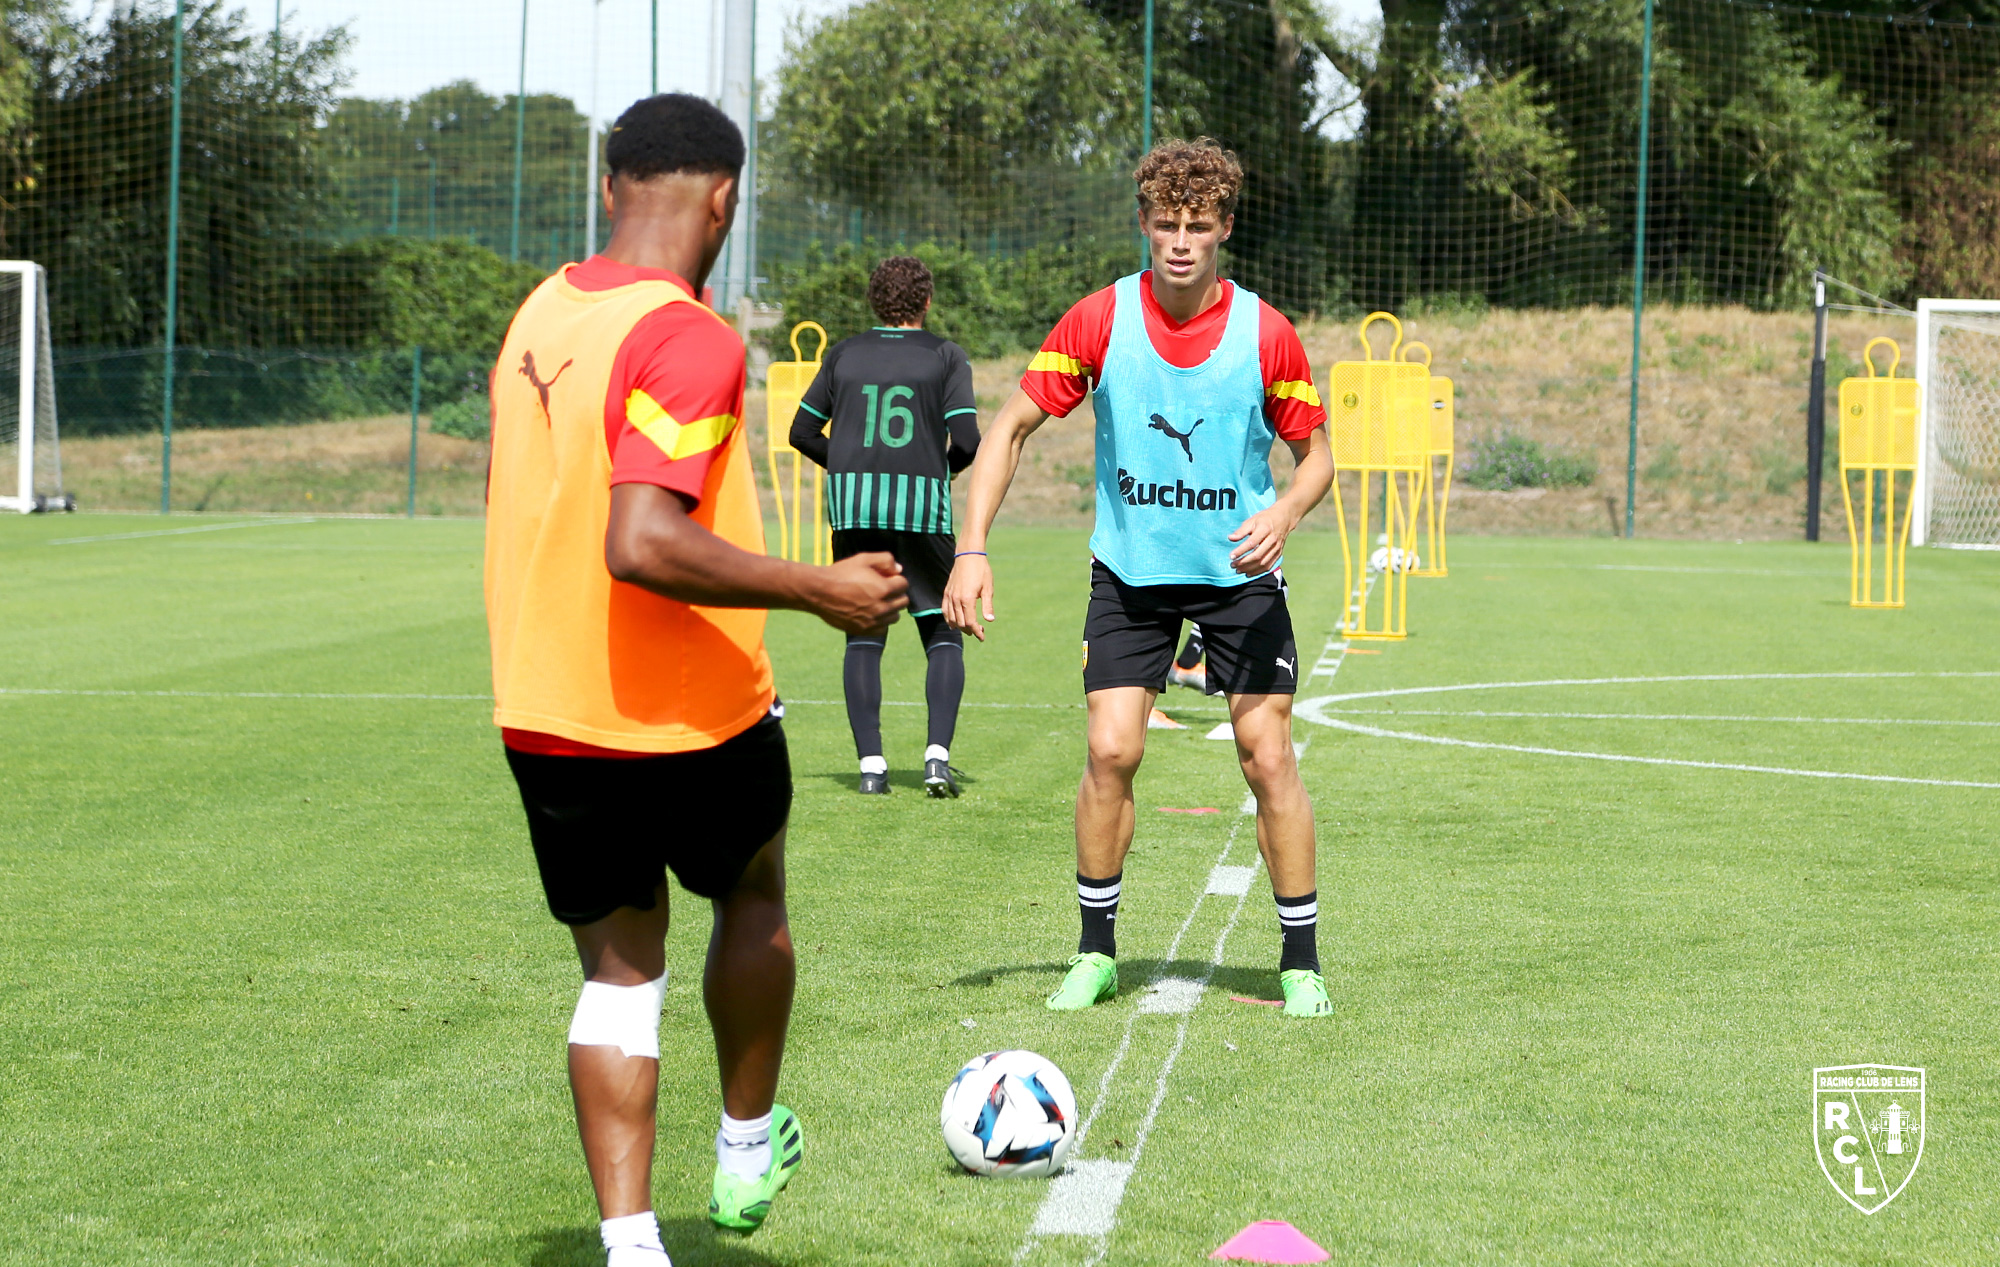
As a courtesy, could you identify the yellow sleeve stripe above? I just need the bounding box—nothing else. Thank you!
[1027,350,1090,377]
[1267,379,1322,407]
[625,389,738,460]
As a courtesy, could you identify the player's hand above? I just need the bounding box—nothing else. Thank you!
[1228,505,1297,576]
[944,553,995,642]
[811,552,907,634]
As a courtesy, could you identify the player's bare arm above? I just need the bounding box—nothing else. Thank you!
[942,386,1049,641]
[606,482,907,633]
[1228,425,1333,575]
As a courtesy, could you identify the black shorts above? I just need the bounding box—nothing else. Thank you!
[832,528,954,617]
[504,711,792,925]
[1082,562,1298,696]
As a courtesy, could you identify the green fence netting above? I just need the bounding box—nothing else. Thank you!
[1,0,1994,520]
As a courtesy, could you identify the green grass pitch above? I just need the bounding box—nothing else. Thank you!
[1,515,1996,1266]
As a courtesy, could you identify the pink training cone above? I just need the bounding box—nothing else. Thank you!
[1210,1220,1330,1264]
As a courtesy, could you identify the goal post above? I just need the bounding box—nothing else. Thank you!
[0,260,72,514]
[1912,298,2000,549]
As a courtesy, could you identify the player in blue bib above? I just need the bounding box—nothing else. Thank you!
[945,139,1337,1019]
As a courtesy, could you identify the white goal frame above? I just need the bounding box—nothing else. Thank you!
[0,259,57,513]
[1913,297,2000,548]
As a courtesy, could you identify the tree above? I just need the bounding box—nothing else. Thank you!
[13,2,350,351]
[321,82,592,272]
[1783,1,2000,298]
[0,0,69,231]
[765,0,1136,253]
[1438,0,1903,307]
[1901,100,2000,298]
[1085,0,1350,314]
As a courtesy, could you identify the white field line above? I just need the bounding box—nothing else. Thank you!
[1063,814,1250,1161]
[795,697,1092,711]
[1488,563,1843,576]
[1302,714,2000,790]
[1305,671,2000,709]
[1322,708,2000,729]
[0,687,490,701]
[1016,712,1326,1266]
[0,689,1193,713]
[46,518,316,545]
[1016,812,1259,1267]
[1294,671,2000,789]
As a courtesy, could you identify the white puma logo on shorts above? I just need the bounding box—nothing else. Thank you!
[1275,656,1295,675]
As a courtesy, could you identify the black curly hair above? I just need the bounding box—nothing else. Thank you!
[868,256,933,326]
[605,93,744,182]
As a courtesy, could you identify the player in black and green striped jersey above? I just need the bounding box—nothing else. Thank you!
[791,256,981,797]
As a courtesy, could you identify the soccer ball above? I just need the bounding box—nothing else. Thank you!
[1369,545,1421,573]
[940,1050,1077,1177]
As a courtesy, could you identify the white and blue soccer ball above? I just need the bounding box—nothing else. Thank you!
[940,1050,1077,1178]
[1370,545,1422,574]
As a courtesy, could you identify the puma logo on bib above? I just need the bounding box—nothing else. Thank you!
[1148,412,1203,462]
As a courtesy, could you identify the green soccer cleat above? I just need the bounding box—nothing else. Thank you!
[1279,969,1332,1018]
[709,1105,803,1232]
[1046,952,1118,1011]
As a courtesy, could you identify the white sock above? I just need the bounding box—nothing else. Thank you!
[859,755,888,775]
[600,1211,668,1266]
[924,744,949,764]
[716,1109,773,1180]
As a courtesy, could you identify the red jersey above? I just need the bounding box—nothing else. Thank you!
[501,256,755,759]
[1020,274,1326,439]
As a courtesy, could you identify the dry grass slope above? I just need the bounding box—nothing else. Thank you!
[62,419,492,517]
[59,306,1908,539]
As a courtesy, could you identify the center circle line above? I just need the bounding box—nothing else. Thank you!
[1296,672,2000,790]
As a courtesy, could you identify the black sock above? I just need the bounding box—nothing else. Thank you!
[1077,872,1122,957]
[843,636,885,760]
[918,616,965,751]
[1175,626,1205,670]
[1276,890,1319,973]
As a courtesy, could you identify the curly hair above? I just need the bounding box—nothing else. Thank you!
[1133,138,1243,218]
[867,256,933,326]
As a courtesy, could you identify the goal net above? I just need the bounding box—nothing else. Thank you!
[1914,300,2000,548]
[0,261,69,513]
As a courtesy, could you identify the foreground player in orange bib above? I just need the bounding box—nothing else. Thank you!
[945,140,1335,1019]
[485,95,906,1266]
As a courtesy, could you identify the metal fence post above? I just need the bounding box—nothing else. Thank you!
[1138,0,1154,271]
[407,345,422,518]
[160,0,186,514]
[1624,0,1654,540]
[510,0,528,262]
[1805,271,1827,540]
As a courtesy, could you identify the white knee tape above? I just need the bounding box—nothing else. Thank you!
[567,973,667,1060]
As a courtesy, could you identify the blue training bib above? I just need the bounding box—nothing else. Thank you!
[1089,273,1277,586]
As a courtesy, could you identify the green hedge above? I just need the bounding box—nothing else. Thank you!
[762,239,1133,359]
[57,237,538,435]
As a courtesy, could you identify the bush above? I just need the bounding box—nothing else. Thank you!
[1459,431,1596,490]
[55,237,533,435]
[300,237,546,356]
[762,241,1020,359]
[429,393,490,441]
[761,239,1131,360]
